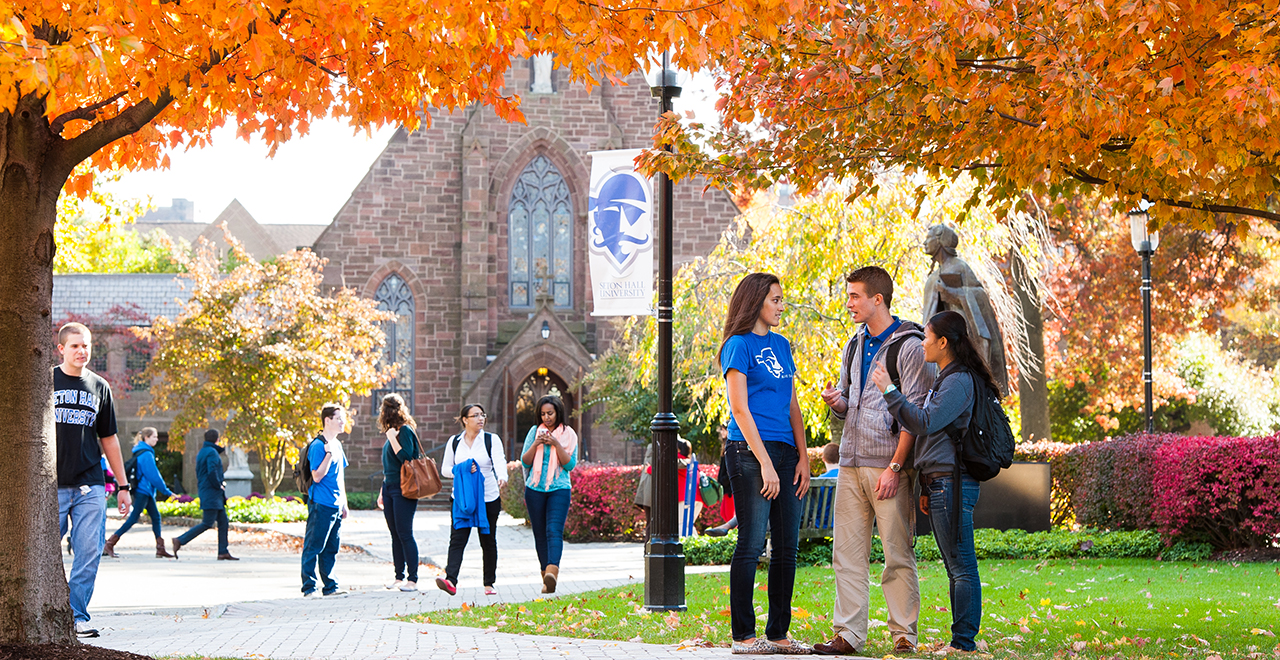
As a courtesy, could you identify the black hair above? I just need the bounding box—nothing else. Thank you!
[457,403,486,426]
[204,428,220,443]
[926,310,1002,396]
[536,395,566,431]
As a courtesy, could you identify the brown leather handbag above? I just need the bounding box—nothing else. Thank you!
[399,437,441,499]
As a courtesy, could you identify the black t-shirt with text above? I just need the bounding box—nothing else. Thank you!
[54,366,118,487]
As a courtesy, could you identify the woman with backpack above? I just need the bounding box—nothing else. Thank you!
[376,393,421,592]
[872,310,1000,654]
[436,403,507,596]
[520,394,577,594]
[103,427,175,558]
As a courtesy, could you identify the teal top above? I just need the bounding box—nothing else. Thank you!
[381,426,419,488]
[520,425,578,492]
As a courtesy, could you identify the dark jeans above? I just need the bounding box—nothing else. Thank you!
[445,498,502,586]
[926,474,982,651]
[114,493,161,537]
[382,482,419,582]
[524,487,571,570]
[726,440,802,642]
[301,501,343,594]
[176,507,229,555]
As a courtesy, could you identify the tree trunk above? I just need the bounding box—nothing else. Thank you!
[1011,248,1051,443]
[0,95,76,644]
[260,444,288,498]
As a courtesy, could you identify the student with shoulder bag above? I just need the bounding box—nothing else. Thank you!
[377,393,422,592]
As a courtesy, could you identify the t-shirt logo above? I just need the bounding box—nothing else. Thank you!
[754,347,785,378]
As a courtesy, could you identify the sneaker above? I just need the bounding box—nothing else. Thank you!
[323,589,349,598]
[435,577,457,595]
[385,580,403,590]
[732,638,777,655]
[771,639,814,655]
[399,581,418,592]
[303,591,322,599]
[74,621,99,638]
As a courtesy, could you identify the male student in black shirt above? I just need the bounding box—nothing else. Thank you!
[54,322,131,638]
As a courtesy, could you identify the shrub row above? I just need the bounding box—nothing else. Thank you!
[156,495,308,523]
[1066,432,1280,549]
[685,528,1191,566]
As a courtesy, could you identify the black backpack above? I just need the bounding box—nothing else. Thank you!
[935,369,1015,553]
[123,456,139,487]
[292,435,327,498]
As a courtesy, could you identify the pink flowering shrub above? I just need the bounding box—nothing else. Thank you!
[1151,433,1280,549]
[565,463,647,542]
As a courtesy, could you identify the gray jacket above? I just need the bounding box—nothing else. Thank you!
[832,320,935,469]
[884,364,976,475]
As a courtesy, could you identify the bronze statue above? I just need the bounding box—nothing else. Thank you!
[922,224,1009,394]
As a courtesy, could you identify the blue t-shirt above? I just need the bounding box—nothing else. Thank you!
[307,436,347,509]
[721,331,798,446]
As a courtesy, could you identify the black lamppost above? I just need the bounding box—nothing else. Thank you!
[1128,203,1159,433]
[644,52,686,612]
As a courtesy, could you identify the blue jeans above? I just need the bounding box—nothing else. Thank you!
[382,482,418,582]
[301,502,343,594]
[725,440,802,642]
[176,508,230,555]
[926,474,982,651]
[114,493,162,538]
[524,487,570,570]
[59,485,107,623]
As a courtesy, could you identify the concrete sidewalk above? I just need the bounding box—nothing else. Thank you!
[89,509,744,659]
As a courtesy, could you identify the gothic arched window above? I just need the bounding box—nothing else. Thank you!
[372,273,414,414]
[508,155,573,309]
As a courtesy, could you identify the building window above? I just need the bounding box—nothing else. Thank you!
[509,155,573,309]
[372,274,415,414]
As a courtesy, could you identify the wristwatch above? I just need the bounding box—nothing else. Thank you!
[889,462,902,473]
[116,482,132,493]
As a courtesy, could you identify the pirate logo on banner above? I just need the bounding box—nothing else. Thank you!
[587,149,655,316]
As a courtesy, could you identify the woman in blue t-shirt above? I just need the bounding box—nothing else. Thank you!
[719,272,812,655]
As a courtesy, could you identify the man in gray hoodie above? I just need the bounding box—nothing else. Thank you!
[815,267,934,656]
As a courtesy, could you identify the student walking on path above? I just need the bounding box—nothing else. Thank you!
[104,427,175,559]
[301,403,350,597]
[719,273,812,655]
[55,322,132,638]
[520,395,577,594]
[172,429,236,560]
[874,310,997,654]
[436,403,507,596]
[377,393,421,592]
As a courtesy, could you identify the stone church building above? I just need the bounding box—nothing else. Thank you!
[308,63,739,485]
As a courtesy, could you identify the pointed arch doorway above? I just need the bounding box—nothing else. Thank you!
[511,368,574,460]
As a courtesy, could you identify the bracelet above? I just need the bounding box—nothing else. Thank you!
[883,384,898,395]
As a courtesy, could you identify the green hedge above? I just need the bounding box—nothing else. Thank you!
[685,528,1176,566]
[157,496,308,523]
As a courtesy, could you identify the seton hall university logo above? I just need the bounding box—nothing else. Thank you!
[588,171,652,275]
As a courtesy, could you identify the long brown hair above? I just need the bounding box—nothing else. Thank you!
[718,272,781,362]
[927,311,1002,396]
[379,393,416,432]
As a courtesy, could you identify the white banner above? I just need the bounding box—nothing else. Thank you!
[587,149,654,316]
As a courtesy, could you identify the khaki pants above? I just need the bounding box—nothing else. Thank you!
[831,466,919,649]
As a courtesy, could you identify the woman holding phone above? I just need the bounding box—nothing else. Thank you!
[520,395,577,594]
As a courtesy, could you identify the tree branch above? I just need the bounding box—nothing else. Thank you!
[52,93,175,180]
[48,91,129,136]
[1065,166,1280,227]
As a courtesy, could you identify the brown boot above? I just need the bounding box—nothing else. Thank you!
[155,537,175,558]
[170,537,182,559]
[102,534,121,558]
[542,565,558,594]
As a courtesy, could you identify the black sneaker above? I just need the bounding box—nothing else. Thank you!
[75,621,99,638]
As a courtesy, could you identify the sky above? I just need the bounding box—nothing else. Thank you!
[100,73,720,227]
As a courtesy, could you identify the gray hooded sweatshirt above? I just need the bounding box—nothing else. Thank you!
[833,320,935,469]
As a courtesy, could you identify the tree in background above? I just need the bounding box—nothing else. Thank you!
[585,176,1044,449]
[652,0,1280,231]
[54,166,183,274]
[137,235,393,497]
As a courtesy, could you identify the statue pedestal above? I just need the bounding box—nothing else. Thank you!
[224,446,255,498]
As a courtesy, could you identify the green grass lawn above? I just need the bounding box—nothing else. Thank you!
[405,559,1280,658]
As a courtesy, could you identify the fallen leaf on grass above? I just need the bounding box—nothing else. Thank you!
[1253,629,1277,637]
[1072,641,1086,652]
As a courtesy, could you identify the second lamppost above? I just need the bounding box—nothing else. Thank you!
[1128,204,1159,433]
[643,52,686,612]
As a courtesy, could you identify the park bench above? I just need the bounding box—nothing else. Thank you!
[798,476,837,540]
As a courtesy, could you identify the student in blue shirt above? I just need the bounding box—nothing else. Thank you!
[103,427,175,559]
[301,403,350,597]
[719,273,812,655]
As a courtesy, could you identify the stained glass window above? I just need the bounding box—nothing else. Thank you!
[372,274,415,414]
[509,155,573,308]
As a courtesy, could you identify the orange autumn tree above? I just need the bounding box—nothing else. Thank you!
[653,0,1280,230]
[0,0,806,644]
